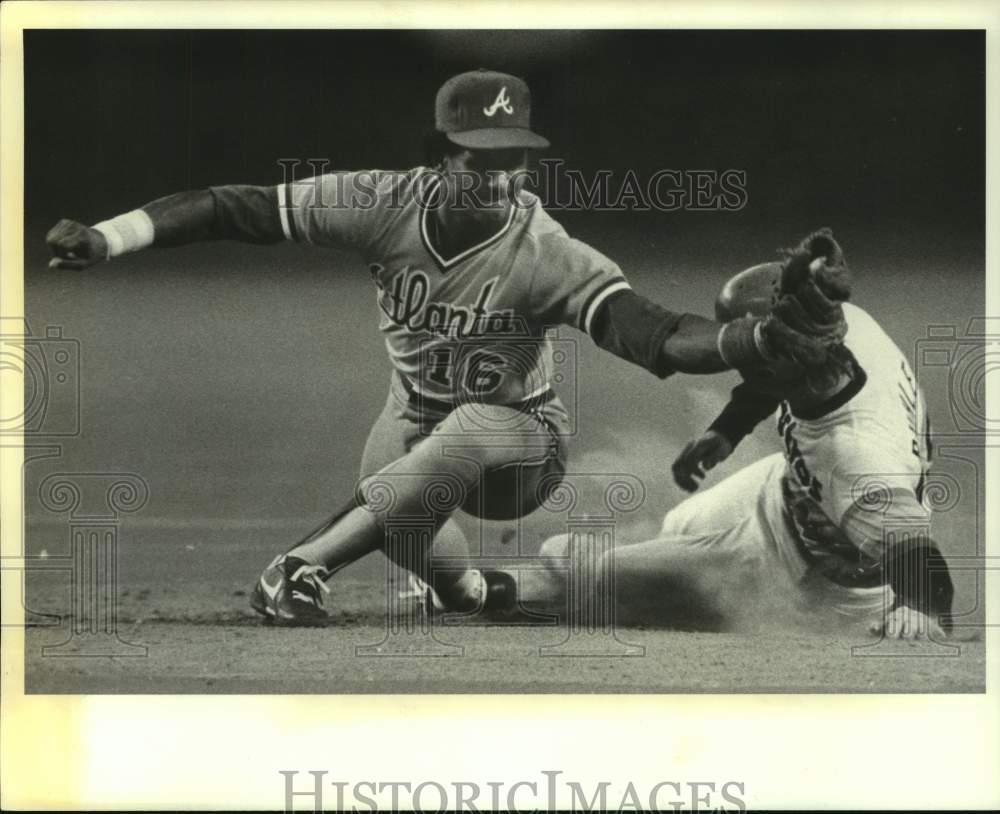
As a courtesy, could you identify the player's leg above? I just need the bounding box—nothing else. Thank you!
[534,453,788,626]
[802,576,892,627]
[253,401,562,623]
[393,518,481,615]
[283,395,415,573]
[359,402,562,612]
[619,452,787,599]
[660,453,787,537]
[603,522,764,626]
[250,393,413,624]
[534,520,760,628]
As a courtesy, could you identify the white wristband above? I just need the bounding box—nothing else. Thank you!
[717,317,774,368]
[752,320,777,362]
[93,209,155,259]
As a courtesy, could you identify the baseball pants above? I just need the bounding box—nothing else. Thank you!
[614,453,891,620]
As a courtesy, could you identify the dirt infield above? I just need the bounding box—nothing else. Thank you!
[24,573,984,694]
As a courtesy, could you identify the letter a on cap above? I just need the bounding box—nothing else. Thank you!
[483,87,514,117]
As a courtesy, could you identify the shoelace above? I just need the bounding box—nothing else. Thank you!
[400,574,446,612]
[290,563,331,606]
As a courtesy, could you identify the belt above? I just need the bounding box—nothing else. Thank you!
[399,374,555,415]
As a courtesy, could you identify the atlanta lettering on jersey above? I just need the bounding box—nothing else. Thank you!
[777,402,823,502]
[370,265,524,337]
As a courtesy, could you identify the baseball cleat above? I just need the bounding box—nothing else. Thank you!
[399,573,446,617]
[397,569,519,620]
[250,554,331,627]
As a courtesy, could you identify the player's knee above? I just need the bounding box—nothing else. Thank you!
[660,510,679,536]
[465,438,538,473]
[447,402,527,428]
[540,533,570,562]
[661,500,700,537]
[442,406,540,458]
[540,533,616,591]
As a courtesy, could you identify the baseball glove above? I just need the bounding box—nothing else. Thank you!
[761,228,852,370]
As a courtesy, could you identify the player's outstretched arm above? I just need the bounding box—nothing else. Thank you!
[665,228,852,374]
[841,493,955,641]
[592,289,827,376]
[591,292,764,375]
[871,535,954,641]
[47,185,282,269]
[590,231,852,376]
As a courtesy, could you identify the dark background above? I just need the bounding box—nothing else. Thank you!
[27,30,984,251]
[23,30,985,589]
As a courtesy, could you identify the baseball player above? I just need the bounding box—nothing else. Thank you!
[46,70,841,627]
[541,233,955,640]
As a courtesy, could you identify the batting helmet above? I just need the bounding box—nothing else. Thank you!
[714,261,782,323]
[716,260,856,395]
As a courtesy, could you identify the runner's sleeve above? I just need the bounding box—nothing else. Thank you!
[837,476,928,562]
[838,481,953,619]
[707,382,782,446]
[276,170,390,252]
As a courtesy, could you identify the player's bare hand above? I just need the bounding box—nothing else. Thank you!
[868,604,946,642]
[672,430,733,492]
[46,219,108,270]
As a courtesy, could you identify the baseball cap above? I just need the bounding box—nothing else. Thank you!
[435,69,550,151]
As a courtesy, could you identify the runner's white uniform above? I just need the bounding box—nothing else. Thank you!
[659,303,932,616]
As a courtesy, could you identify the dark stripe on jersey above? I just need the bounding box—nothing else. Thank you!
[792,357,868,420]
[210,185,285,244]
